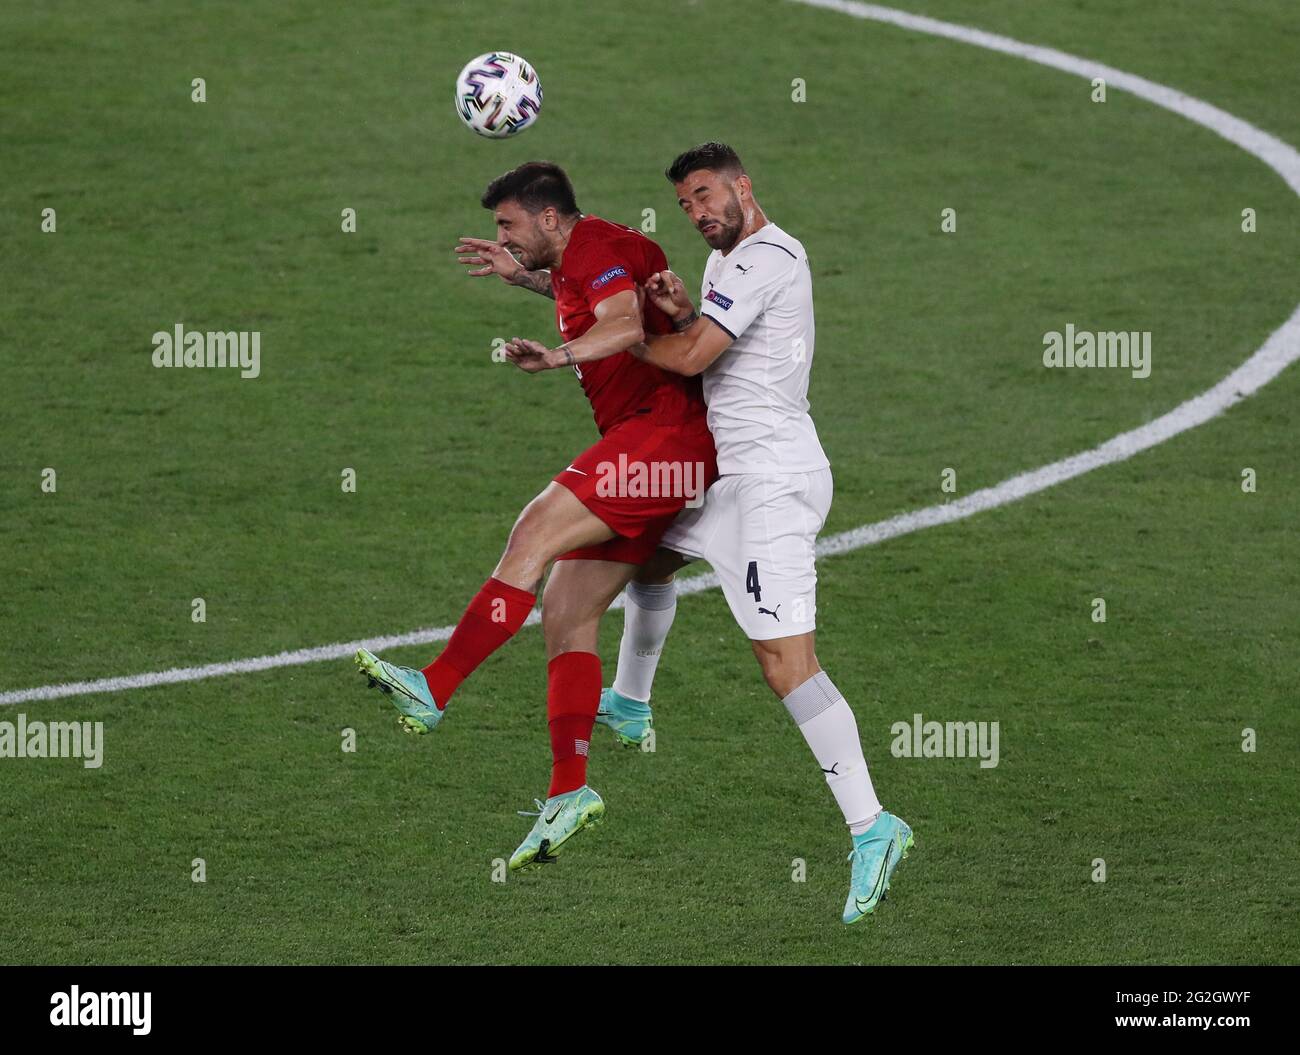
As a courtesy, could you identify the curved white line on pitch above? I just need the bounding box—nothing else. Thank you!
[2,3,1297,707]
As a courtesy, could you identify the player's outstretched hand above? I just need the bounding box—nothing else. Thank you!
[503,337,555,373]
[643,270,694,322]
[455,236,523,283]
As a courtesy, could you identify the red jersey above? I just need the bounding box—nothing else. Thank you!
[551,215,705,434]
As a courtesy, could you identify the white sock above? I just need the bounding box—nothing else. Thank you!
[611,580,676,703]
[782,671,882,836]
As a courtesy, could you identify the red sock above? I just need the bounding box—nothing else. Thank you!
[546,651,601,797]
[421,577,535,708]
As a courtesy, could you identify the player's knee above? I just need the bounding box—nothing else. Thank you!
[758,657,793,697]
[505,500,541,549]
[754,642,820,699]
[764,665,812,699]
[501,501,553,569]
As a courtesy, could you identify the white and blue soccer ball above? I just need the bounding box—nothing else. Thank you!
[454,52,542,138]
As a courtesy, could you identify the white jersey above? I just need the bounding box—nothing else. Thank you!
[697,222,829,475]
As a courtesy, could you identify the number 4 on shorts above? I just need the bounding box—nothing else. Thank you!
[746,560,761,603]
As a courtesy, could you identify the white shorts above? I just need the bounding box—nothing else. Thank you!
[661,468,833,641]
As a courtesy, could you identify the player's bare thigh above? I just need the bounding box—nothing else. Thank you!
[542,558,640,659]
[493,481,618,592]
[751,631,822,699]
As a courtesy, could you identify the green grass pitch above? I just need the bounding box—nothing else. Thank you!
[1,0,1297,964]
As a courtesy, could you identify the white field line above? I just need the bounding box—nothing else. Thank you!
[3,4,1297,708]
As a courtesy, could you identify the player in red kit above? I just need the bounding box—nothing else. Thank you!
[355,162,716,870]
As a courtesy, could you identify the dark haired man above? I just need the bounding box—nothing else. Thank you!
[355,161,716,871]
[509,144,913,924]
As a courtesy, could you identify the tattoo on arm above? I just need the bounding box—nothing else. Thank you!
[672,309,699,332]
[513,268,555,299]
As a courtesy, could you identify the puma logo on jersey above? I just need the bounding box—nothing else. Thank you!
[758,604,781,621]
[734,263,754,274]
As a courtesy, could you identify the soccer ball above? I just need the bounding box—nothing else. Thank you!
[454,52,542,138]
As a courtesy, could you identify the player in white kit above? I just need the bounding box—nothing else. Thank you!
[598,143,914,924]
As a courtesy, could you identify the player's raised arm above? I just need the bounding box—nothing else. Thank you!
[631,320,732,378]
[613,271,728,379]
[454,235,555,298]
[503,289,645,372]
[628,270,732,377]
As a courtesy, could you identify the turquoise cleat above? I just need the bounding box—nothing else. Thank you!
[509,786,606,870]
[354,647,443,734]
[843,811,914,924]
[594,687,653,747]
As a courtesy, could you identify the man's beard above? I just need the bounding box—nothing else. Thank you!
[699,193,745,251]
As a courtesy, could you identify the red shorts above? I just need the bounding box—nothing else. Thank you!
[554,413,718,565]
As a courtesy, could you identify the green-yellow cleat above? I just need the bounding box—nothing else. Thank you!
[594,687,653,748]
[508,786,606,871]
[843,811,914,924]
[354,647,443,734]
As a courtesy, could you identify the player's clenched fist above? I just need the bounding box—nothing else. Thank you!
[455,236,525,283]
[643,270,694,323]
